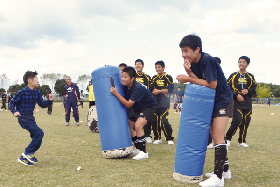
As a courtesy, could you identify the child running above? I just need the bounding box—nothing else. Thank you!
[9,71,55,166]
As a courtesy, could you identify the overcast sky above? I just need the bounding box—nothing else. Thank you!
[0,0,280,91]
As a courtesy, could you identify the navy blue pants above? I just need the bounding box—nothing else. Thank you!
[65,100,79,122]
[18,115,44,154]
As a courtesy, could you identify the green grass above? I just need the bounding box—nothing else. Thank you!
[0,103,279,186]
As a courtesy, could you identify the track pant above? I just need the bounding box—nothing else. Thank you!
[1,100,6,110]
[65,100,79,122]
[226,109,252,143]
[152,107,174,141]
[18,115,44,154]
[47,104,52,114]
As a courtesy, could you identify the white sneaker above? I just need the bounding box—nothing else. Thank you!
[237,143,249,147]
[0,109,2,111]
[132,149,140,155]
[207,143,214,149]
[168,140,174,145]
[153,140,162,144]
[199,174,224,187]
[132,151,148,160]
[205,170,231,180]
[226,140,231,147]
[5,110,7,111]
[146,137,152,143]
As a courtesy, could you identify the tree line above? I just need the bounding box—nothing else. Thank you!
[0,73,91,97]
[0,73,279,98]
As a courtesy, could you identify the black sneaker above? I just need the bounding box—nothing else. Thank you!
[18,156,34,166]
[22,152,38,163]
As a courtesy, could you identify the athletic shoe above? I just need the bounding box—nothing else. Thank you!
[146,137,152,143]
[237,143,249,147]
[174,112,177,114]
[226,140,231,147]
[132,151,149,160]
[205,170,232,180]
[153,140,162,144]
[76,122,79,126]
[168,140,174,145]
[18,156,34,166]
[47,113,51,115]
[132,149,140,155]
[66,122,69,126]
[199,174,224,187]
[22,152,38,163]
[0,109,2,111]
[5,110,7,111]
[207,143,214,149]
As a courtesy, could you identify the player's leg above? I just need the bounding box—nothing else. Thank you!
[160,108,174,143]
[238,109,252,146]
[152,108,161,143]
[65,101,72,125]
[143,120,152,143]
[212,117,228,178]
[225,108,243,144]
[18,116,44,163]
[72,101,79,125]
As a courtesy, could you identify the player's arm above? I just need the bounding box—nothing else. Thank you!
[176,75,217,89]
[110,86,135,108]
[37,91,54,108]
[149,76,156,93]
[183,59,199,79]
[244,74,257,97]
[9,92,21,116]
[76,85,81,100]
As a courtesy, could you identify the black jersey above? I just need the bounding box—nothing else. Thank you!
[227,71,257,109]
[135,72,151,89]
[150,73,174,108]
[124,80,156,111]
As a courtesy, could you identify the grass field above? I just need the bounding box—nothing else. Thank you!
[0,102,279,187]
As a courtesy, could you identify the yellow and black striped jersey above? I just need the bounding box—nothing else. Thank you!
[150,73,174,108]
[135,72,151,89]
[227,71,257,109]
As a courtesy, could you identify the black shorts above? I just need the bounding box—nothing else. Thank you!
[212,99,233,119]
[128,106,156,122]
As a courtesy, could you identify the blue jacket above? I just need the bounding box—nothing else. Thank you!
[64,83,80,101]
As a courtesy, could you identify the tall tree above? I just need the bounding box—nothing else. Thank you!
[40,73,49,85]
[7,83,26,93]
[49,73,57,91]
[77,74,91,91]
[256,83,271,98]
[0,74,9,89]
[37,85,51,97]
[54,79,67,96]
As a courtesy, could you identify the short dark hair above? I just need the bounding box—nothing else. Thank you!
[239,56,250,65]
[48,90,52,94]
[214,57,221,65]
[118,63,127,68]
[122,66,136,78]
[135,59,144,66]
[23,71,38,86]
[155,60,165,68]
[179,34,202,53]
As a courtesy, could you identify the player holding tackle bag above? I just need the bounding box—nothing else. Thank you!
[175,35,233,187]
